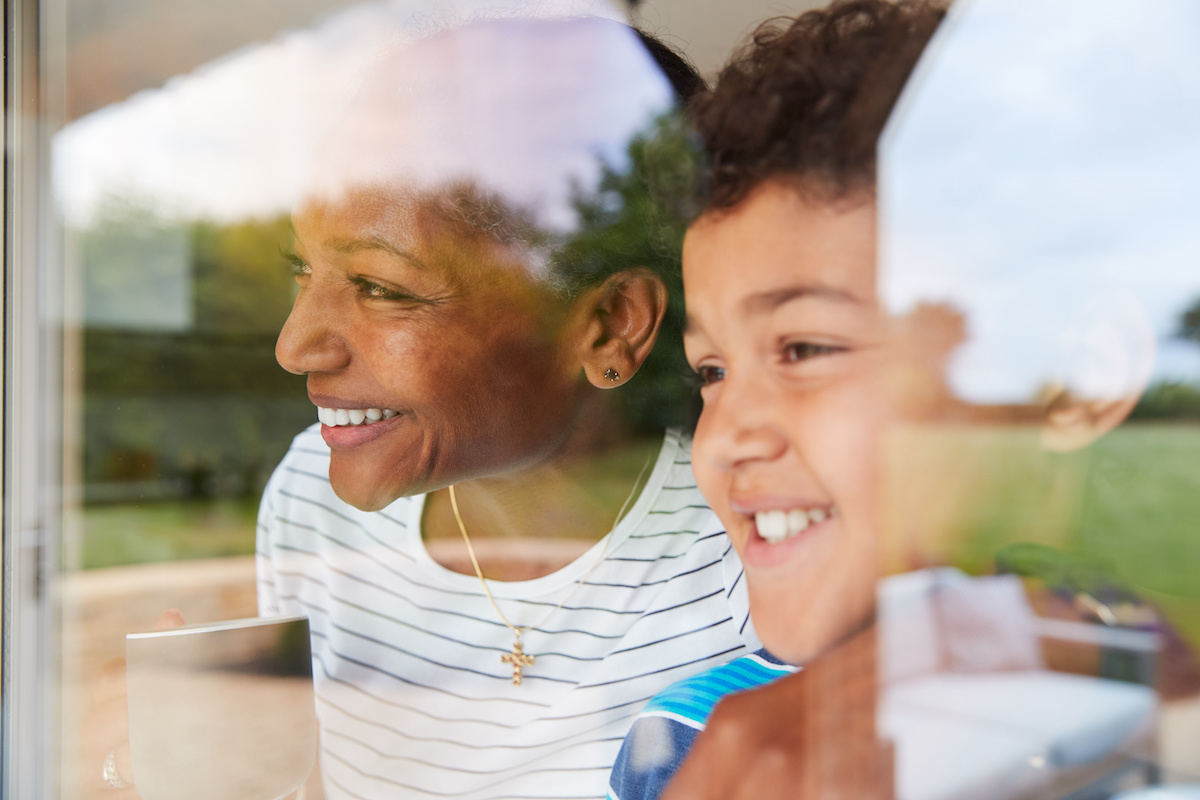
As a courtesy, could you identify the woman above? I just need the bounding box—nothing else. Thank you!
[256,17,759,799]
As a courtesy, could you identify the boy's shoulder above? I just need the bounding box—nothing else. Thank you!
[606,651,797,800]
[641,649,798,732]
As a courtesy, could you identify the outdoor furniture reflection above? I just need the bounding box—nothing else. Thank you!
[879,569,1159,800]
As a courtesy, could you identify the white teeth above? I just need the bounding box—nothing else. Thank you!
[317,406,400,427]
[759,510,787,542]
[754,506,835,544]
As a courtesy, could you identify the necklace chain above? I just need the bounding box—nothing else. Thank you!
[449,452,654,685]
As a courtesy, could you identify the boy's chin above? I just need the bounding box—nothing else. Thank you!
[750,584,877,665]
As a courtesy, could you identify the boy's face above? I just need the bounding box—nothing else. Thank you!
[683,181,889,664]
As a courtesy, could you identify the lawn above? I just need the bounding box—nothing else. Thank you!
[883,421,1200,651]
[79,425,1200,648]
[80,499,261,570]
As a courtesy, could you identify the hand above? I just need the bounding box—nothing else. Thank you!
[82,609,185,798]
[660,625,892,800]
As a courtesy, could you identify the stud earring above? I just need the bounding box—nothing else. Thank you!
[604,368,620,382]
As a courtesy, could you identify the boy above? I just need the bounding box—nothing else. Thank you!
[614,0,1187,797]
[608,3,946,797]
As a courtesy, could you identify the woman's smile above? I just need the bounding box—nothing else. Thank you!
[276,191,591,510]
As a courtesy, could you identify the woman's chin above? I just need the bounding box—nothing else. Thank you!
[327,457,412,512]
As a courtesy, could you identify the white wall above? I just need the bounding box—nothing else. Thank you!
[627,0,826,79]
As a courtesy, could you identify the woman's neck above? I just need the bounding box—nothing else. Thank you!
[421,430,661,579]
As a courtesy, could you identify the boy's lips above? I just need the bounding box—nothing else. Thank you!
[729,495,838,569]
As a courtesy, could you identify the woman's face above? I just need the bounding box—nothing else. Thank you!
[276,189,591,511]
[683,182,888,663]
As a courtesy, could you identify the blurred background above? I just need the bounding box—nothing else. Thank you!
[6,0,1197,796]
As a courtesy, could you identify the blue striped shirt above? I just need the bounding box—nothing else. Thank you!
[607,650,797,800]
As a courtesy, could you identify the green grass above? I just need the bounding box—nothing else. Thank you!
[81,499,259,569]
[885,422,1200,652]
[79,425,1200,650]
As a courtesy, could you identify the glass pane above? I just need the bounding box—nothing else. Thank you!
[18,0,1194,797]
[880,0,1200,795]
[44,2,795,798]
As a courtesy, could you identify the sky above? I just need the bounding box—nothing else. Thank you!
[52,0,630,227]
[56,0,1200,394]
[880,0,1200,402]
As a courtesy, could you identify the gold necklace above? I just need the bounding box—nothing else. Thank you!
[449,454,654,686]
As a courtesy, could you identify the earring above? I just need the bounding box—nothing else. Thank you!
[604,368,620,382]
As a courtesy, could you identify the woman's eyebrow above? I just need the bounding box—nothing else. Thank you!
[742,283,862,316]
[326,234,429,270]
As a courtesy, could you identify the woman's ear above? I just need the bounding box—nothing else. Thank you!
[576,268,668,388]
[1041,293,1156,452]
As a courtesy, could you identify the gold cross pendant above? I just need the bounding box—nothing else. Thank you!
[501,637,535,686]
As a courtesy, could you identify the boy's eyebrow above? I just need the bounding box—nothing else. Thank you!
[743,284,862,315]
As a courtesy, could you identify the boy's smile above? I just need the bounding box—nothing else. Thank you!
[683,180,887,664]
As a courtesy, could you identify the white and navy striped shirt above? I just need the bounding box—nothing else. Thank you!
[256,426,759,800]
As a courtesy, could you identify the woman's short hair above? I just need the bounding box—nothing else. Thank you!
[691,0,946,210]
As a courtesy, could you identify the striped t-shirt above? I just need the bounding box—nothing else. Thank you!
[607,650,797,800]
[256,426,760,800]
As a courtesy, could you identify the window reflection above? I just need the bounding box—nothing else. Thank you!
[880,0,1200,795]
[8,0,1197,797]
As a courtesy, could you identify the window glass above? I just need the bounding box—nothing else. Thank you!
[879,0,1200,794]
[40,1,776,797]
[6,0,1197,797]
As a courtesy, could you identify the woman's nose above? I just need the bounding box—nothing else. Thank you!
[275,289,351,376]
[693,374,788,472]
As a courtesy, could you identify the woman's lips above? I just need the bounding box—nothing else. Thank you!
[314,402,408,448]
[319,412,403,450]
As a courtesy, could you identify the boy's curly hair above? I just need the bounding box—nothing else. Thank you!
[691,0,946,210]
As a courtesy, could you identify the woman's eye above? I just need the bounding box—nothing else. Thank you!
[282,251,311,280]
[362,281,390,299]
[349,276,430,304]
[782,342,842,362]
[695,365,726,386]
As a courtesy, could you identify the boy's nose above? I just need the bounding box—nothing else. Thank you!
[693,376,787,472]
[275,290,351,376]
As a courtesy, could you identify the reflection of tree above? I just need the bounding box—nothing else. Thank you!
[1178,296,1200,342]
[1130,381,1200,421]
[556,110,701,431]
[81,209,312,499]
[1123,296,1200,420]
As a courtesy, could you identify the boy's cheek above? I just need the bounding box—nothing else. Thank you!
[692,465,745,547]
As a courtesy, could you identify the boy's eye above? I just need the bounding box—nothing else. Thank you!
[695,365,726,386]
[782,342,842,362]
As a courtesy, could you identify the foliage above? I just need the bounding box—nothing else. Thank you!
[79,207,311,494]
[556,109,704,432]
[994,541,1133,603]
[1177,297,1200,342]
[1130,380,1200,421]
